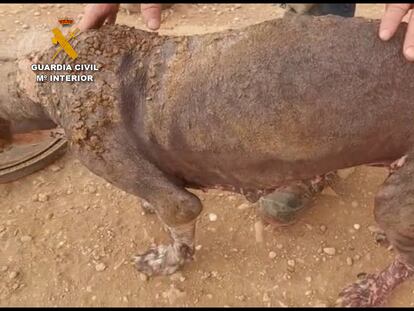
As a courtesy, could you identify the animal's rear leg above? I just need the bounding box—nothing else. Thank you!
[0,58,56,133]
[336,154,414,307]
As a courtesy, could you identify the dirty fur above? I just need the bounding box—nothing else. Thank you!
[2,14,414,306]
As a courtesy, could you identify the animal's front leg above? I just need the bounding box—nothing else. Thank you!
[336,257,414,307]
[134,191,201,276]
[71,128,202,277]
[336,153,414,306]
[131,173,202,276]
[134,220,196,276]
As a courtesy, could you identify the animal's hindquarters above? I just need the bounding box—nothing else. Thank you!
[0,59,56,134]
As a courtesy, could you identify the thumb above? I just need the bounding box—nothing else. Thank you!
[141,4,162,30]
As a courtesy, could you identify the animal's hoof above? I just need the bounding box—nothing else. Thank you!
[336,274,384,307]
[133,244,193,276]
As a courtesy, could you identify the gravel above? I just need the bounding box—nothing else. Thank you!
[323,247,336,256]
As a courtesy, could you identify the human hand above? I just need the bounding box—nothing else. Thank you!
[379,4,414,61]
[78,3,163,31]
[140,4,163,30]
[78,4,120,31]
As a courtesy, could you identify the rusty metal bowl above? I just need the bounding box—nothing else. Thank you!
[0,128,67,183]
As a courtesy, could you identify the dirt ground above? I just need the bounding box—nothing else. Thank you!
[1,3,413,307]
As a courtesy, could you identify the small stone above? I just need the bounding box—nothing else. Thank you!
[87,185,97,194]
[276,243,283,250]
[346,257,353,266]
[122,296,128,302]
[236,294,246,301]
[323,247,336,256]
[50,165,62,172]
[351,201,359,208]
[283,273,291,280]
[95,263,106,272]
[305,276,312,283]
[255,220,264,243]
[170,272,184,282]
[269,251,277,259]
[375,232,388,245]
[206,293,213,299]
[353,224,361,230]
[237,203,250,210]
[20,235,32,242]
[34,11,40,16]
[353,254,361,261]
[9,271,18,279]
[139,273,149,282]
[195,245,202,251]
[86,285,92,292]
[368,225,381,233]
[319,225,327,233]
[22,24,29,29]
[287,259,295,267]
[208,213,218,222]
[38,193,49,202]
[1,266,8,272]
[263,292,270,302]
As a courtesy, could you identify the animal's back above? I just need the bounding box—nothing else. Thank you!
[135,15,414,190]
